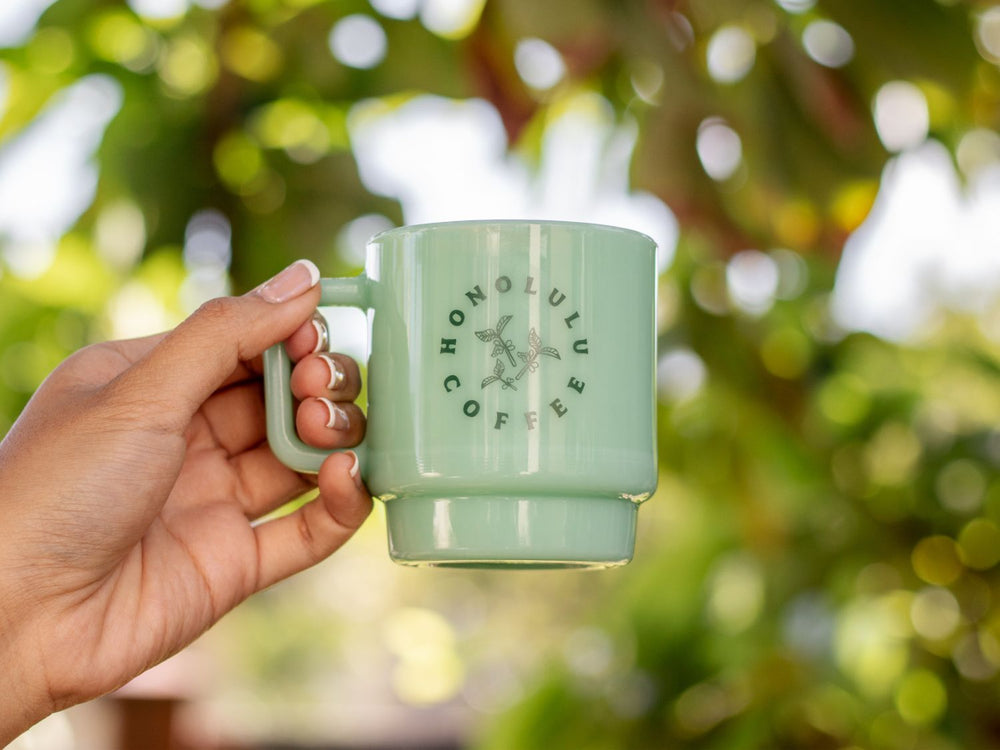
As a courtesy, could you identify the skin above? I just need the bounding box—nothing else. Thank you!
[0,271,371,745]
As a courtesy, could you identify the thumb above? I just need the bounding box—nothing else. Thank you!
[116,260,322,418]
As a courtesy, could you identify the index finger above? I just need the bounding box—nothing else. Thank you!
[216,312,325,389]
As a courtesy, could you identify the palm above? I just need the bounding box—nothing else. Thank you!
[13,339,312,705]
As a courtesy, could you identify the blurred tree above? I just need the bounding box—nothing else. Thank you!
[4,1,1000,749]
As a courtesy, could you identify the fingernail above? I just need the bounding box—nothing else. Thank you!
[256,259,320,303]
[345,450,361,481]
[317,353,346,390]
[311,314,329,353]
[318,397,349,430]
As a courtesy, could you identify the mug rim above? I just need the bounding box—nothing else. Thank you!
[368,218,656,247]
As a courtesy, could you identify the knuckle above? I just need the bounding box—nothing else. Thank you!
[295,510,323,558]
[189,296,247,359]
[55,342,111,379]
[43,348,97,391]
[194,297,238,328]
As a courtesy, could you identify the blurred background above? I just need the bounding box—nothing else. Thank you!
[5,0,1000,748]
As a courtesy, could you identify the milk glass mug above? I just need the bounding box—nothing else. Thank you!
[264,220,657,568]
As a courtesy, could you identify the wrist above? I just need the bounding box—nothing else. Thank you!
[0,591,52,745]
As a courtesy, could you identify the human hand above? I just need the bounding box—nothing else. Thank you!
[0,260,372,745]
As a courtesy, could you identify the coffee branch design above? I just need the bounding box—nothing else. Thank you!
[439,275,589,430]
[475,318,563,391]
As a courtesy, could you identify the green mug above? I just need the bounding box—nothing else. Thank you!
[263,220,657,569]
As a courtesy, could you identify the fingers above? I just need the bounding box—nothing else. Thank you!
[290,353,362,402]
[289,320,365,450]
[207,312,330,387]
[195,381,267,456]
[284,314,326,362]
[253,451,372,590]
[295,398,366,449]
[229,444,316,518]
[113,260,322,423]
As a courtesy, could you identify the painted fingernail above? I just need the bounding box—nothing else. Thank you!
[318,397,350,430]
[317,353,346,390]
[256,259,320,303]
[311,313,329,353]
[345,450,361,481]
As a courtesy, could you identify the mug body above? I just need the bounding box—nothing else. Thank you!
[363,220,657,568]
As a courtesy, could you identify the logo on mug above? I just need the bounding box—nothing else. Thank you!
[439,274,589,430]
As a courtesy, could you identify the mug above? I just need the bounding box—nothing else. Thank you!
[263,220,657,568]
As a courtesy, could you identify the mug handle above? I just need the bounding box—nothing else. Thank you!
[263,275,371,474]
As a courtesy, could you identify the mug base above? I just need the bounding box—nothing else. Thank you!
[384,495,638,570]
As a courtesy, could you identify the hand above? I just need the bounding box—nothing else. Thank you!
[0,261,372,745]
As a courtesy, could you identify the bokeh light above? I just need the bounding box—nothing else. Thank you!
[894,669,947,726]
[0,0,58,46]
[513,38,565,91]
[770,248,809,299]
[605,670,658,719]
[818,373,871,426]
[952,631,997,681]
[183,209,230,273]
[419,0,486,40]
[383,607,464,705]
[630,59,665,104]
[696,117,742,181]
[213,130,264,193]
[329,14,387,70]
[726,250,779,315]
[674,679,749,736]
[0,75,121,278]
[561,627,615,679]
[27,27,75,75]
[256,99,320,149]
[127,0,188,21]
[107,280,171,339]
[775,0,816,13]
[802,19,854,68]
[94,200,146,270]
[975,6,1000,64]
[912,536,962,587]
[957,518,1000,570]
[864,422,922,486]
[369,0,420,20]
[221,26,283,82]
[760,326,811,378]
[691,262,729,315]
[873,81,929,152]
[909,587,961,641]
[706,25,756,83]
[87,9,160,71]
[337,213,395,267]
[835,594,910,697]
[956,128,1000,177]
[783,594,835,661]
[657,348,707,403]
[158,34,217,96]
[347,92,677,258]
[935,459,986,514]
[707,553,765,634]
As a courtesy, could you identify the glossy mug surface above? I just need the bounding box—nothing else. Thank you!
[264,220,657,568]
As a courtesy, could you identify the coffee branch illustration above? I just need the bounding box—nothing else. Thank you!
[516,328,561,380]
[481,359,518,391]
[476,316,561,391]
[475,314,517,367]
